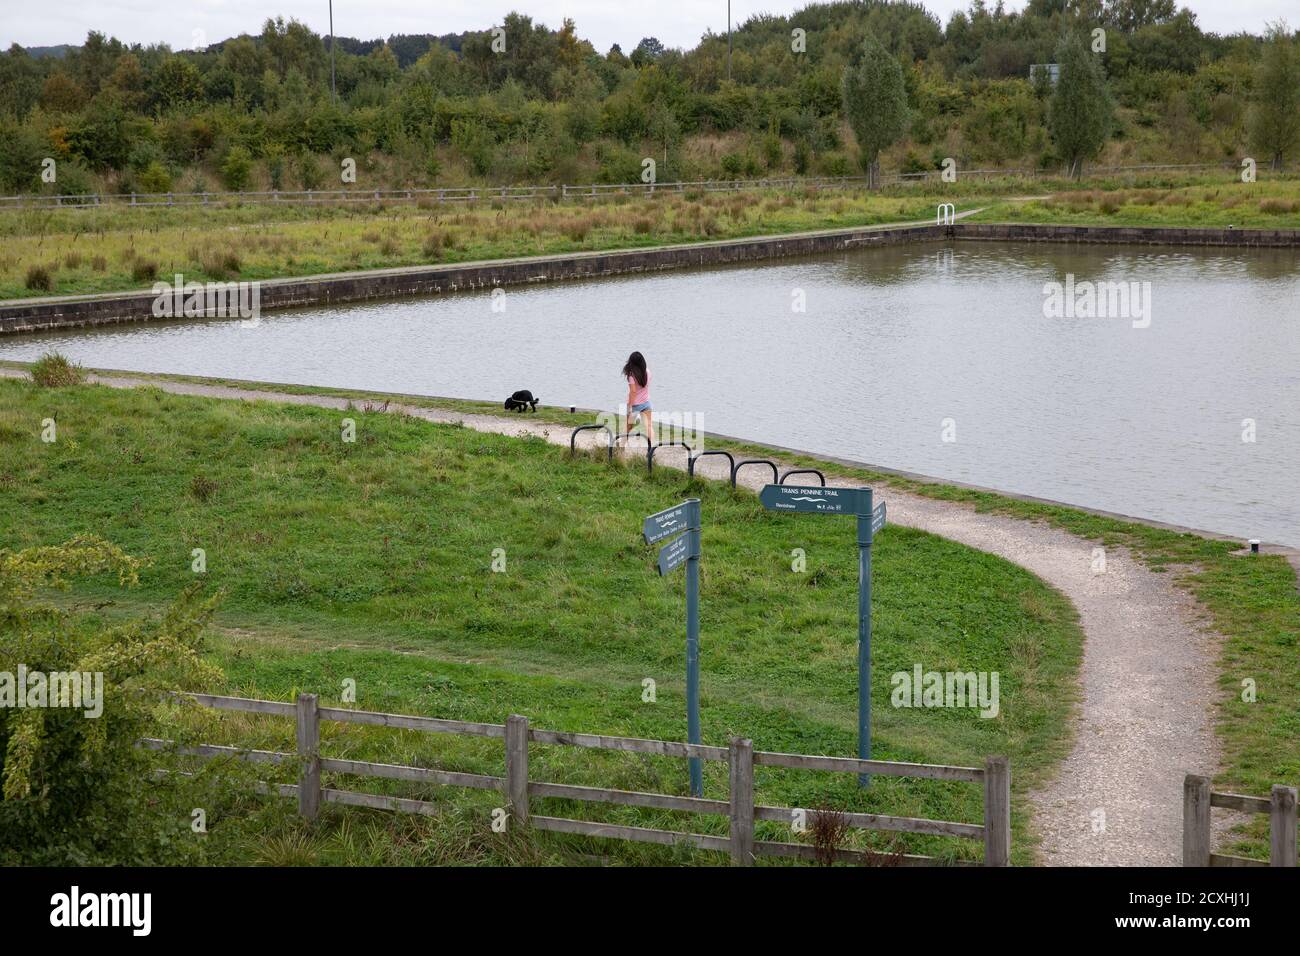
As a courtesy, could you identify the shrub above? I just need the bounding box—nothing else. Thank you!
[0,537,220,865]
[220,145,253,191]
[131,259,158,283]
[136,161,172,194]
[421,232,444,260]
[201,250,241,280]
[29,352,85,387]
[24,264,54,292]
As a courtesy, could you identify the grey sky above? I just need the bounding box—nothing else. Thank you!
[3,1,1291,54]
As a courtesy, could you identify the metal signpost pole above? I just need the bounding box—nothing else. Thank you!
[759,483,885,789]
[643,498,704,798]
[855,487,873,787]
[685,498,702,797]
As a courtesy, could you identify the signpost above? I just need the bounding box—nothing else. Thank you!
[642,499,703,797]
[759,484,886,786]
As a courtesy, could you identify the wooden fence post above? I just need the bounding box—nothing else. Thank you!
[728,737,754,866]
[983,755,1010,866]
[295,693,320,820]
[1270,785,1298,867]
[1183,774,1211,866]
[506,714,530,825]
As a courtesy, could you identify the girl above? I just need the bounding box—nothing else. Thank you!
[622,351,652,440]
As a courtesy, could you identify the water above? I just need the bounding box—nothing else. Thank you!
[4,241,1298,545]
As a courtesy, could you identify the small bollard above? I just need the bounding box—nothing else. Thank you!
[1249,539,1260,554]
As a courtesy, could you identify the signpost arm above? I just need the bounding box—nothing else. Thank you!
[685,498,703,797]
[856,488,873,787]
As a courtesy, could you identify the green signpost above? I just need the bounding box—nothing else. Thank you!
[642,498,703,797]
[759,483,885,786]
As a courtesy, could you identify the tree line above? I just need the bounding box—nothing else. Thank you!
[0,1,1295,196]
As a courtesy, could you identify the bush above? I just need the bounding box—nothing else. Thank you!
[29,352,85,387]
[131,259,159,283]
[820,152,852,177]
[220,145,253,191]
[0,537,220,865]
[201,250,241,280]
[24,264,54,292]
[137,161,172,194]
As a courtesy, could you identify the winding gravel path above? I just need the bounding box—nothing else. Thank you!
[5,368,1226,865]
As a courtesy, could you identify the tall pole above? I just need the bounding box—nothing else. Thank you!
[685,498,703,797]
[329,0,337,103]
[855,488,873,787]
[726,1,732,82]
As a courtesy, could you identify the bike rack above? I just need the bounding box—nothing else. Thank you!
[612,431,653,471]
[731,459,779,488]
[779,468,826,487]
[647,440,694,474]
[687,449,736,480]
[568,424,616,461]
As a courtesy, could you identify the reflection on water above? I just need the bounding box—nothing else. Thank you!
[3,241,1297,544]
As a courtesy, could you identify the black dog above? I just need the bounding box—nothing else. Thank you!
[504,389,539,413]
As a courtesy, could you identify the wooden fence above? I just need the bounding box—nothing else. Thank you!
[1183,774,1298,867]
[0,161,1259,211]
[143,692,1010,866]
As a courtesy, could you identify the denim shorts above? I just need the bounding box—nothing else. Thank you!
[630,402,652,414]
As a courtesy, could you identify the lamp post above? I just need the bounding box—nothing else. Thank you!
[329,0,337,102]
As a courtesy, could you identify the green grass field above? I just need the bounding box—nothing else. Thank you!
[48,367,1295,860]
[0,377,1086,865]
[3,172,1297,301]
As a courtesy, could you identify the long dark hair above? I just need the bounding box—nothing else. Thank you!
[622,351,647,388]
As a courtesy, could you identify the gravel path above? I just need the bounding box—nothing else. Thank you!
[6,368,1226,865]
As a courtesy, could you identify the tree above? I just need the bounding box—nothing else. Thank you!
[1249,23,1300,171]
[632,37,666,67]
[220,145,253,190]
[841,32,908,189]
[1047,31,1114,178]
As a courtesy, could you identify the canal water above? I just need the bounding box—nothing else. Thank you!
[4,240,1297,545]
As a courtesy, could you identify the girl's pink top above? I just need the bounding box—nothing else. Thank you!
[628,372,650,406]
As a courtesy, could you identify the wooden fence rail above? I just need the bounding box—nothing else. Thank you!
[1183,774,1298,867]
[1,161,1270,211]
[147,692,1009,866]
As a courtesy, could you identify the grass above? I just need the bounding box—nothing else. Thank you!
[27,351,85,387]
[4,172,1297,301]
[19,364,1292,859]
[971,178,1300,229]
[0,190,939,301]
[0,376,1086,865]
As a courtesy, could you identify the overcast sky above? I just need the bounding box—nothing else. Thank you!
[2,1,1292,54]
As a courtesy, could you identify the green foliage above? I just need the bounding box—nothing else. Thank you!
[220,145,253,190]
[841,32,908,187]
[0,9,1285,195]
[1048,32,1115,178]
[1249,24,1300,170]
[450,118,495,176]
[136,160,172,194]
[0,536,221,864]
